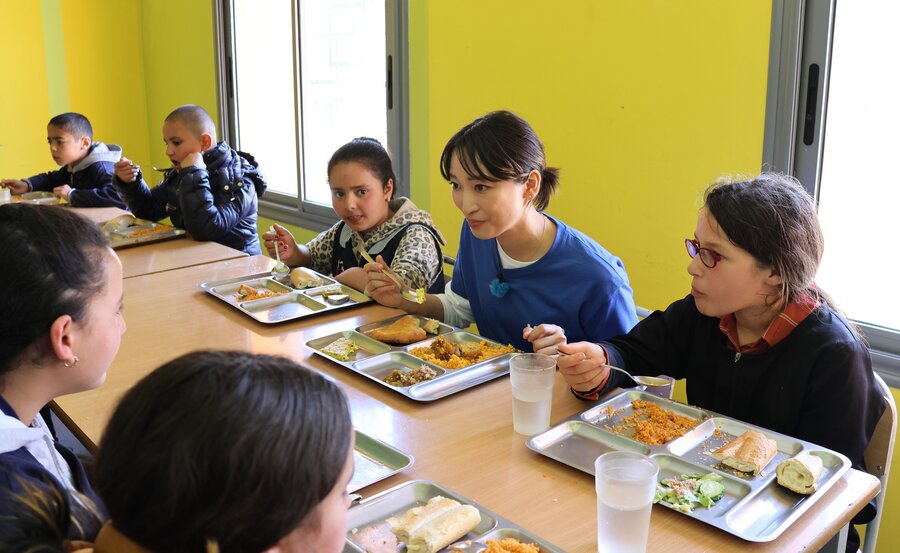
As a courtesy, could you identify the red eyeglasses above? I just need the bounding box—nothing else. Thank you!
[685,238,722,268]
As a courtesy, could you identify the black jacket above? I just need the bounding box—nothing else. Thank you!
[114,142,266,254]
[26,142,126,208]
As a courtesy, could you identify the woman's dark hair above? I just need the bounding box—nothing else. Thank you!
[0,204,110,375]
[327,137,396,199]
[94,350,353,553]
[704,173,824,305]
[439,110,560,211]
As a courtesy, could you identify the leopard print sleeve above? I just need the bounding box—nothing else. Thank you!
[389,225,442,290]
[305,222,341,275]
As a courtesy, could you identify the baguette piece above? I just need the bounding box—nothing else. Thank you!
[290,267,323,289]
[710,430,778,475]
[387,496,481,553]
[776,452,824,494]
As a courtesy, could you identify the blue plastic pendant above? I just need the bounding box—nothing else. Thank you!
[489,277,510,298]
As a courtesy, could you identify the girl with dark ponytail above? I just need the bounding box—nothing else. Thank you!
[365,110,638,352]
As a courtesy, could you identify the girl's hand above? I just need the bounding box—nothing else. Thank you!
[363,254,405,308]
[556,341,610,392]
[114,158,139,183]
[262,224,299,266]
[523,323,566,355]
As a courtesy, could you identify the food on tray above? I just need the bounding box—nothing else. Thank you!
[366,315,427,345]
[710,430,778,476]
[603,400,701,445]
[776,452,824,494]
[654,472,726,513]
[422,318,441,334]
[129,225,172,237]
[290,267,323,289]
[101,214,136,232]
[351,521,398,553]
[384,365,438,387]
[387,496,481,553]
[321,337,359,361]
[483,537,541,553]
[236,284,285,302]
[410,336,515,370]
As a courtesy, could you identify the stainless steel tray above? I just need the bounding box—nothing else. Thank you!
[18,191,61,205]
[198,270,370,324]
[103,218,187,249]
[345,480,566,553]
[307,317,515,401]
[351,430,414,493]
[526,390,851,543]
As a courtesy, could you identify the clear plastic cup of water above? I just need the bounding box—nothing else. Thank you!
[509,353,556,435]
[595,451,659,553]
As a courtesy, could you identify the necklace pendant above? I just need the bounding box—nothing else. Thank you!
[489,276,510,298]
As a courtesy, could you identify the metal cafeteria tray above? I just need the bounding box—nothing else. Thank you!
[526,390,851,543]
[350,430,414,493]
[345,480,566,553]
[199,270,370,324]
[18,191,60,205]
[102,218,187,249]
[307,317,515,401]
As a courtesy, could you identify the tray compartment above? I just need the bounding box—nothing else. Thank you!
[352,352,447,385]
[271,270,337,290]
[723,448,850,541]
[349,430,414,493]
[666,417,803,479]
[405,331,515,370]
[209,278,293,307]
[356,314,453,345]
[303,283,367,303]
[307,331,392,363]
[580,390,707,446]
[240,292,327,322]
[478,527,560,551]
[652,453,752,520]
[526,421,651,474]
[406,355,510,400]
[346,481,497,552]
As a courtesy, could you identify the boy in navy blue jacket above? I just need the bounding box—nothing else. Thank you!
[1,112,126,208]
[113,105,266,255]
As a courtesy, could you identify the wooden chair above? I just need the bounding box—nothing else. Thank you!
[861,373,897,553]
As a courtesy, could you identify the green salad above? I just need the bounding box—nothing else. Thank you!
[653,472,726,513]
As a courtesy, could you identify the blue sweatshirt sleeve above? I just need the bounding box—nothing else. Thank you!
[114,171,170,221]
[25,167,67,192]
[68,162,125,208]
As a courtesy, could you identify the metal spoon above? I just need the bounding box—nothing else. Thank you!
[554,346,670,388]
[270,226,290,274]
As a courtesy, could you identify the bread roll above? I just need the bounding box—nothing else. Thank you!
[387,496,481,553]
[710,430,778,475]
[290,267,322,289]
[776,452,824,494]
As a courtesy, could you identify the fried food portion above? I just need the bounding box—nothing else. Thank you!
[604,399,701,445]
[366,315,427,345]
[410,336,516,370]
[236,284,282,302]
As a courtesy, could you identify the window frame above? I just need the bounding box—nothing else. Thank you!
[213,0,410,233]
[762,0,900,386]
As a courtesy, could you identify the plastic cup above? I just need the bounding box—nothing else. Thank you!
[509,353,556,435]
[595,451,659,553]
[0,187,10,204]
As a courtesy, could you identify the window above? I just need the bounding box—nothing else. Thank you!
[214,0,409,231]
[763,0,900,384]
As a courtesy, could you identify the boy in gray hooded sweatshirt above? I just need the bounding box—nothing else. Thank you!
[0,112,125,208]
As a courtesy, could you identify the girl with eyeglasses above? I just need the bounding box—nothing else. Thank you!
[557,173,884,551]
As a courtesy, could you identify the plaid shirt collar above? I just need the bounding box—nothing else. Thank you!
[719,292,821,354]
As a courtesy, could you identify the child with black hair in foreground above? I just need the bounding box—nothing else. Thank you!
[114,104,267,255]
[2,351,353,553]
[1,112,125,208]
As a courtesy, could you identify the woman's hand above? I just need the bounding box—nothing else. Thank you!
[556,341,610,392]
[523,323,566,355]
[261,224,301,266]
[114,157,139,183]
[363,254,405,308]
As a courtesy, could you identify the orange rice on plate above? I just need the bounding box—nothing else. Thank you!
[604,399,701,445]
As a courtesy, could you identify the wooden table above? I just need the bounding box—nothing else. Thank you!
[115,237,247,279]
[52,256,880,553]
[67,206,131,225]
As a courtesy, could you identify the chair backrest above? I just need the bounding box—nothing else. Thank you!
[861,372,897,553]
